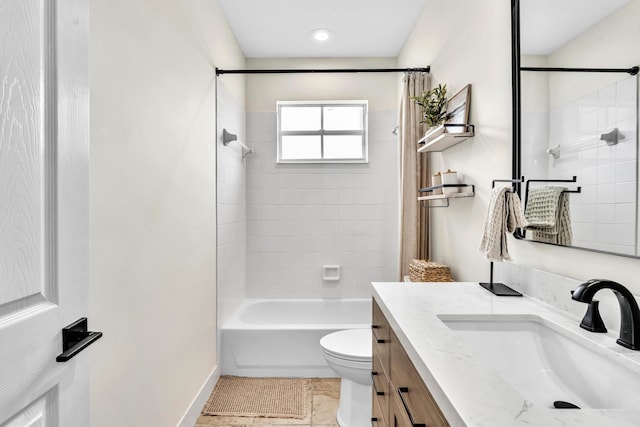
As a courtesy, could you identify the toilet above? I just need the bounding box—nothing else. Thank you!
[320,329,372,427]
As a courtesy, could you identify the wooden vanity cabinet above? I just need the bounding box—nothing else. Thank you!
[372,298,450,427]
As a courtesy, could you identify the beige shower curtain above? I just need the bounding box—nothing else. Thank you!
[398,72,430,280]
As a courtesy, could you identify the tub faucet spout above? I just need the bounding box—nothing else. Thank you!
[572,279,640,350]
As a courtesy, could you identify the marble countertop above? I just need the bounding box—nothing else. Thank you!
[372,282,640,427]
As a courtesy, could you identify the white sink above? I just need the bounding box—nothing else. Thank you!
[438,314,640,410]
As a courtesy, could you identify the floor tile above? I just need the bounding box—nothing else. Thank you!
[310,392,339,425]
[252,425,311,427]
[309,377,340,392]
[248,417,311,425]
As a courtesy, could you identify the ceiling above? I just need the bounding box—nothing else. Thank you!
[217,0,427,58]
[520,0,629,55]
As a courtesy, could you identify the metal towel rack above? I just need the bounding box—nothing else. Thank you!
[479,177,524,297]
[524,176,581,213]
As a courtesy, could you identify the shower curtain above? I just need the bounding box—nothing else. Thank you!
[398,72,430,280]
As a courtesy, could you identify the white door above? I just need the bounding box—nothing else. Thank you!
[0,0,91,426]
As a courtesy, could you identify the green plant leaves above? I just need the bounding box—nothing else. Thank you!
[411,84,448,127]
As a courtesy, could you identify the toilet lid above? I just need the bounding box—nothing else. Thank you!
[320,329,372,361]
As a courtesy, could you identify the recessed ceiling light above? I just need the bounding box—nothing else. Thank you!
[309,28,335,43]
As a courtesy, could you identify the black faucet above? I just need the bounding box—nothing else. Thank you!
[572,279,640,350]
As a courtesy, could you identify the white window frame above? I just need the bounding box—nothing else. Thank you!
[276,100,369,164]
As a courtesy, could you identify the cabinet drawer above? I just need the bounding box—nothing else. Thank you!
[372,298,390,343]
[372,353,389,396]
[390,330,449,427]
[390,387,413,427]
[372,351,389,424]
[372,385,386,427]
[373,338,390,379]
[372,298,391,376]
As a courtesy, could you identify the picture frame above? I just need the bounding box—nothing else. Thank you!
[444,84,471,133]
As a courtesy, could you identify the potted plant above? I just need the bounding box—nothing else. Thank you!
[411,83,448,128]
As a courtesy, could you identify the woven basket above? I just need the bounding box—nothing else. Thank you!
[408,259,451,282]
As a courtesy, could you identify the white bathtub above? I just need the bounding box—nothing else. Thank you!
[221,298,372,377]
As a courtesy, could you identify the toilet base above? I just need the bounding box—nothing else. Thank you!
[335,378,372,427]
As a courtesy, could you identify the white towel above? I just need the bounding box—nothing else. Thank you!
[479,187,528,262]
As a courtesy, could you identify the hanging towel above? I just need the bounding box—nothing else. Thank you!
[479,187,528,262]
[524,186,572,245]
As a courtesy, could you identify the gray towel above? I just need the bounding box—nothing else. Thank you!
[524,186,572,245]
[479,187,528,262]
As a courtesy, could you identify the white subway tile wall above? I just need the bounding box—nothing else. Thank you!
[245,110,400,298]
[546,77,637,254]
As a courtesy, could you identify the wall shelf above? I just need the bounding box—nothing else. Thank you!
[417,124,475,153]
[418,184,475,207]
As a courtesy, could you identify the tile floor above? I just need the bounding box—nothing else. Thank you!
[195,378,340,427]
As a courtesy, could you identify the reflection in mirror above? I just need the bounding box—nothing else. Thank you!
[514,0,640,257]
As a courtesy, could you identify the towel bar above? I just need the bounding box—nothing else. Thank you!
[222,128,254,158]
[524,176,579,216]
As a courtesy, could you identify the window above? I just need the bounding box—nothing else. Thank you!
[277,101,368,163]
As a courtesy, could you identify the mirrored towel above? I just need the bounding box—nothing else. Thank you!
[524,185,572,245]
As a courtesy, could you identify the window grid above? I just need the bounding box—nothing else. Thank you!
[277,101,368,163]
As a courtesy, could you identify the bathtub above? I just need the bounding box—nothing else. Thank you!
[221,298,372,377]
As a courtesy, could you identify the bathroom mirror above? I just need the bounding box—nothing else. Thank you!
[512,0,640,257]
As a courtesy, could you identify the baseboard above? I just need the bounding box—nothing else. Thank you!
[177,365,220,427]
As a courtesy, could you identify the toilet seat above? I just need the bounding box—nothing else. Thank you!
[320,328,372,362]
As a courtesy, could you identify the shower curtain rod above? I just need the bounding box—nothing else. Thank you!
[521,66,639,75]
[215,66,430,76]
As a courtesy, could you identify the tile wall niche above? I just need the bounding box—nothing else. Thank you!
[245,109,400,299]
[217,81,247,325]
[523,75,638,254]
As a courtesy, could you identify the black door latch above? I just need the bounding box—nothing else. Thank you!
[56,317,103,362]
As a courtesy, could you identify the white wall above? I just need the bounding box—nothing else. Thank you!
[398,0,513,282]
[547,0,640,107]
[244,58,400,298]
[216,78,248,327]
[398,0,640,293]
[90,0,244,425]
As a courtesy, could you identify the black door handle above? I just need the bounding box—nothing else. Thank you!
[56,317,103,362]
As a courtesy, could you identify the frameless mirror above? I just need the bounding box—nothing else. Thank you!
[513,0,640,257]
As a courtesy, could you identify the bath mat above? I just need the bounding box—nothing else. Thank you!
[201,376,307,419]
